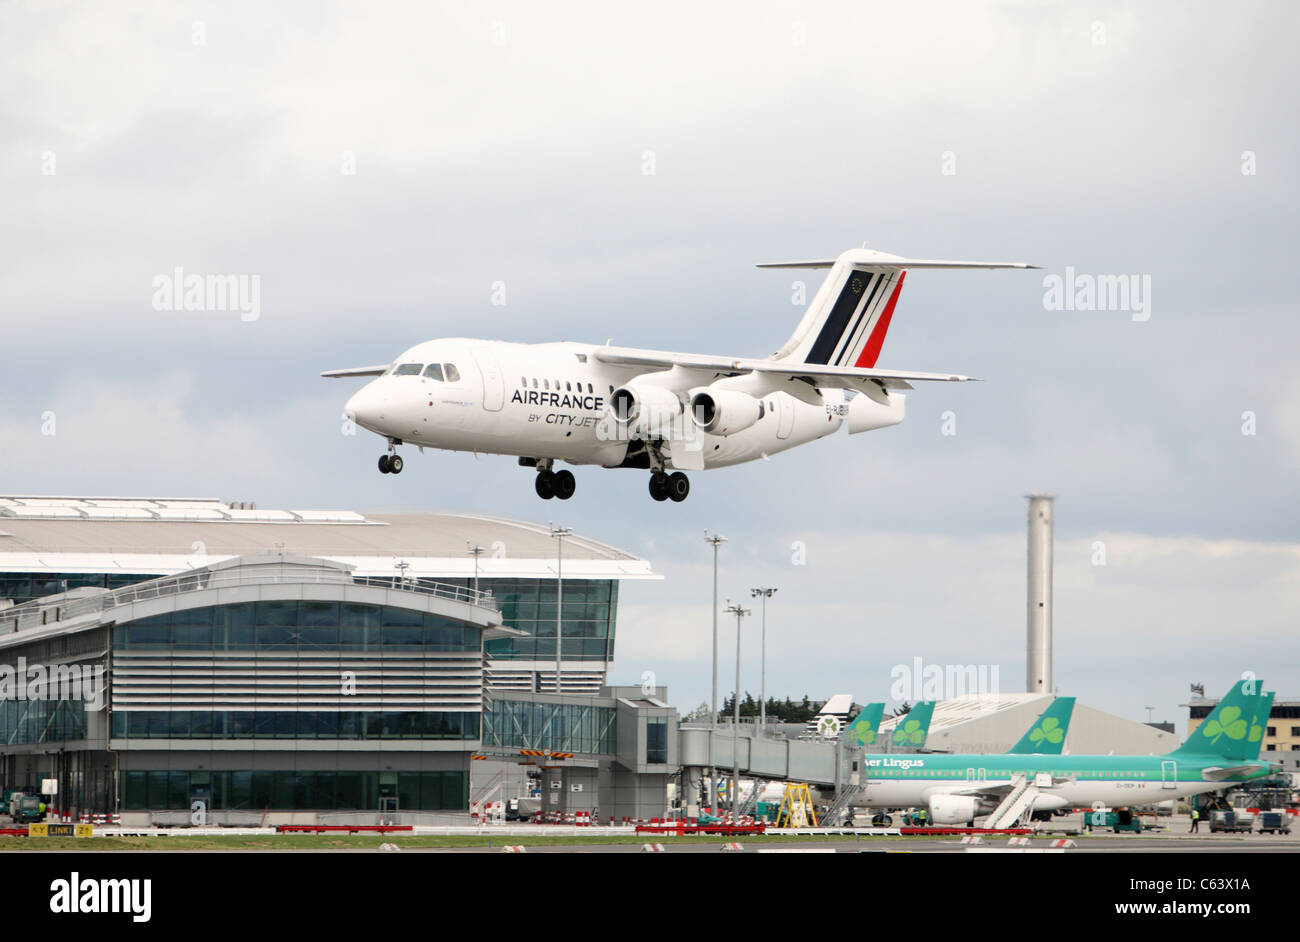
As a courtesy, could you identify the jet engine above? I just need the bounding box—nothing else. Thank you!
[928,794,980,826]
[608,383,682,438]
[687,388,763,436]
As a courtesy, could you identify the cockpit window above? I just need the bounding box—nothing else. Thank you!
[422,363,445,381]
[394,363,423,376]
[444,363,461,382]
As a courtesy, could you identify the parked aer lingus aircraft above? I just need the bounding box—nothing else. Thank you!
[847,679,1275,828]
[324,248,1034,501]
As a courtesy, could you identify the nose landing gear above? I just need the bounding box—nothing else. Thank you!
[378,440,404,474]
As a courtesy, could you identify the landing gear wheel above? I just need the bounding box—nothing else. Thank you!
[378,455,391,474]
[535,471,556,500]
[648,471,669,502]
[388,454,403,474]
[666,471,690,502]
[553,469,576,500]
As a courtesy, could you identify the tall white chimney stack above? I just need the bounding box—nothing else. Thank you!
[1026,493,1054,694]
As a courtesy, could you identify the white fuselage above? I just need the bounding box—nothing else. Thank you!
[344,339,849,469]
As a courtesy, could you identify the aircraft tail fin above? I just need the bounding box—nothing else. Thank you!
[1007,696,1076,754]
[763,248,1035,369]
[843,702,885,747]
[1170,678,1274,761]
[891,700,936,749]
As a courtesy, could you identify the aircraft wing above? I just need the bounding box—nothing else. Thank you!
[320,365,390,379]
[591,346,976,391]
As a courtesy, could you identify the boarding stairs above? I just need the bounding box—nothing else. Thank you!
[983,773,1039,829]
[734,783,761,819]
[819,783,865,827]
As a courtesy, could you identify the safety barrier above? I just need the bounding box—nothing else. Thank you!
[78,813,121,825]
[529,811,596,826]
[636,820,766,836]
[275,825,413,834]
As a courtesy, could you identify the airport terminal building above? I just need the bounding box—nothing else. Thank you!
[0,496,674,823]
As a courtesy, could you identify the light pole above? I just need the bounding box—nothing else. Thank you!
[704,532,726,812]
[467,544,485,599]
[549,525,572,695]
[725,600,750,814]
[750,587,777,730]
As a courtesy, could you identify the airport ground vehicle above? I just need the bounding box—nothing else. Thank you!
[1208,809,1254,833]
[1084,809,1143,833]
[5,790,45,823]
[1257,811,1291,834]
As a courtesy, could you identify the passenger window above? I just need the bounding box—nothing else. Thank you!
[444,364,460,382]
[566,381,572,391]
[543,379,549,390]
[422,364,445,381]
[394,363,423,376]
[531,378,537,388]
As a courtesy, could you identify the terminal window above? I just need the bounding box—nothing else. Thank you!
[646,718,667,764]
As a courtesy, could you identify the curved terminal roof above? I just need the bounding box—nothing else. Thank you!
[0,496,656,582]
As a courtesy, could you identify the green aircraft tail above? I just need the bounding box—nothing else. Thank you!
[891,701,935,749]
[843,702,885,747]
[1171,678,1274,761]
[1008,696,1076,754]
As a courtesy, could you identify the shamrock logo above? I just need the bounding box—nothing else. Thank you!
[1029,717,1064,746]
[1202,706,1248,744]
[818,716,841,738]
[893,718,925,746]
[848,721,876,746]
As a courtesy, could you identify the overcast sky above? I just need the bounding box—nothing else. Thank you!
[3,2,1297,731]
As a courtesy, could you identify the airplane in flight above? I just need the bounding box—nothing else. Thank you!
[324,247,1035,501]
[845,680,1275,828]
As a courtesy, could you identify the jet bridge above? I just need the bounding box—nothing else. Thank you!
[678,724,849,788]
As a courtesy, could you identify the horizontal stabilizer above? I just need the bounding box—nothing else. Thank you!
[1202,765,1264,781]
[757,256,1039,271]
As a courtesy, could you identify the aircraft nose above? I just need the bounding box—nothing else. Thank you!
[345,381,389,432]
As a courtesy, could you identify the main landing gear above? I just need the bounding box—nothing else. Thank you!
[648,470,690,502]
[535,468,576,501]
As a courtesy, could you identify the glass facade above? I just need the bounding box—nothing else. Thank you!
[1,573,620,661]
[0,698,90,745]
[112,602,481,652]
[482,699,616,755]
[0,571,157,606]
[120,769,467,811]
[479,578,617,662]
[111,710,478,740]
